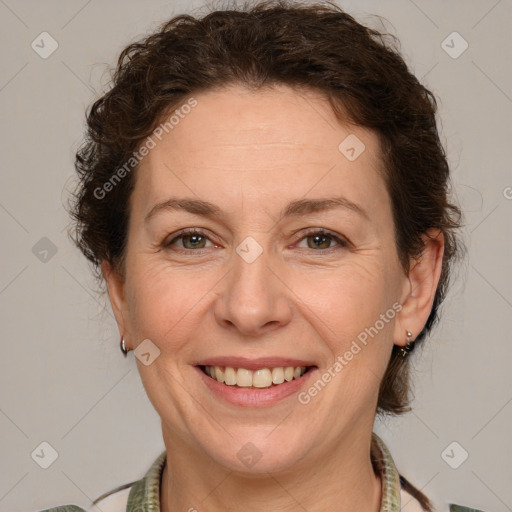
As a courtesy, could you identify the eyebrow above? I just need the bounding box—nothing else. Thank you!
[144,196,369,224]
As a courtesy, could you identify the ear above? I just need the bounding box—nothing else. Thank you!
[394,228,445,346]
[102,260,131,350]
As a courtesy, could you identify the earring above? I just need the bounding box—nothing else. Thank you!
[120,336,129,356]
[399,331,415,358]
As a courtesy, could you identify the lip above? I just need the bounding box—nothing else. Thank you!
[193,356,317,371]
[194,364,318,408]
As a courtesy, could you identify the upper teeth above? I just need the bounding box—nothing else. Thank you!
[204,366,308,388]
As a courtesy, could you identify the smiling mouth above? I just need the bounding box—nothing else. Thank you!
[199,365,316,389]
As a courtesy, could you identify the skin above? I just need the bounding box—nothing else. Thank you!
[103,83,444,512]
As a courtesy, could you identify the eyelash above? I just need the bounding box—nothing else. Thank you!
[163,227,349,254]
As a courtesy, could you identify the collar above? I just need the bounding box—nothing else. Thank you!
[126,431,401,511]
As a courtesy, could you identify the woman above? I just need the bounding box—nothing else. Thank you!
[41,1,485,511]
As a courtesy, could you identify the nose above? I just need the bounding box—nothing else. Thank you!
[213,244,293,337]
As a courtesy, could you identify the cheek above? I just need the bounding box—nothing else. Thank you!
[124,258,219,349]
[288,259,397,355]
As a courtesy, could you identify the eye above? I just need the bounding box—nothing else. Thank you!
[162,227,349,253]
[164,228,217,251]
[295,229,348,251]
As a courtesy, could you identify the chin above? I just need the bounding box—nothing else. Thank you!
[201,428,312,474]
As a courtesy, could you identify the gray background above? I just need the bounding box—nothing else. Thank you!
[0,0,511,511]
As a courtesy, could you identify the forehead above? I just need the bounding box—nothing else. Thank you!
[149,84,376,158]
[133,84,386,218]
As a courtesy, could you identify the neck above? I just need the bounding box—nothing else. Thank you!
[160,425,382,512]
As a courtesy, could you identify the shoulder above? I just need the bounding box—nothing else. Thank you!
[35,488,489,512]
[37,450,165,512]
[400,487,486,512]
[400,483,486,512]
[38,485,132,512]
[398,468,485,512]
[87,486,132,512]
[38,508,89,512]
[449,505,487,512]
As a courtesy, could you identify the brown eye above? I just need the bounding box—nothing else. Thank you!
[296,229,348,251]
[181,233,207,249]
[306,233,332,249]
[164,229,215,251]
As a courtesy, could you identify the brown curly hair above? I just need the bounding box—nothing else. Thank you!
[69,2,462,505]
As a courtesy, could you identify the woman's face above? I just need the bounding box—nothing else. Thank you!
[106,84,431,472]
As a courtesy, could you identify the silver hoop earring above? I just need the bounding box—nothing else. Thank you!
[399,331,414,358]
[120,337,129,357]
